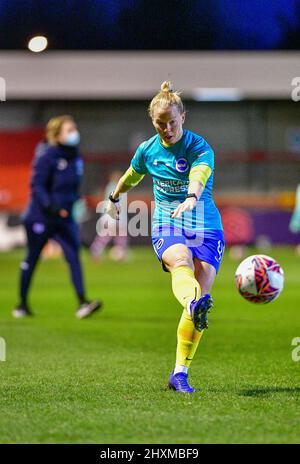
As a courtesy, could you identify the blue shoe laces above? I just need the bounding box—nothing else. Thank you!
[174,373,192,391]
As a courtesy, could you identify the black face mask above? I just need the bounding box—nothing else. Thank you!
[57,143,79,159]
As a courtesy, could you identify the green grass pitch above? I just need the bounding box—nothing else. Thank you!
[0,246,299,444]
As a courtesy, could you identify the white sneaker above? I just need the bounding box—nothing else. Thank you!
[12,306,33,318]
[76,300,102,319]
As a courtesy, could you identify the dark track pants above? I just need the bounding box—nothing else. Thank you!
[19,218,85,306]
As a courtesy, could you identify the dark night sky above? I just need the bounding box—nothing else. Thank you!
[0,0,299,50]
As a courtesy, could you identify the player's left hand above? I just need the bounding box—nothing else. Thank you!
[105,199,120,220]
[171,197,197,219]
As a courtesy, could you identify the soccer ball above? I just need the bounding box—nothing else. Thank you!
[235,254,284,304]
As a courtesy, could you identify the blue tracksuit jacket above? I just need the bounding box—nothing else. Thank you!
[23,141,84,222]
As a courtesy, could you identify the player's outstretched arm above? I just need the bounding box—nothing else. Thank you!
[106,166,145,220]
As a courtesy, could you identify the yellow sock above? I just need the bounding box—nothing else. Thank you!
[170,265,203,370]
[170,265,201,311]
[176,309,203,369]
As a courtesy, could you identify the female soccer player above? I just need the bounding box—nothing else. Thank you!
[13,115,101,319]
[107,82,224,393]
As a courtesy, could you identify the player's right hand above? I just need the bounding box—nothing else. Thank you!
[59,209,69,218]
[46,205,69,218]
[105,200,120,220]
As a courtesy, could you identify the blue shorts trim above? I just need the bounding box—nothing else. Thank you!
[152,226,225,273]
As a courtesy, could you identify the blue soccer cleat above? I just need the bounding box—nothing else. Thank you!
[190,293,213,330]
[168,370,195,393]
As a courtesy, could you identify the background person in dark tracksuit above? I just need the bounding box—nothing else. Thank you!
[13,115,101,319]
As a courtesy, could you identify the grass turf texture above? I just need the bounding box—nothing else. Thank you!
[0,246,299,444]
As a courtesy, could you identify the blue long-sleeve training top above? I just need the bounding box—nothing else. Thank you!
[23,141,84,221]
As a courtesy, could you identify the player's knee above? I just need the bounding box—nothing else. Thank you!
[172,256,193,270]
[164,252,193,272]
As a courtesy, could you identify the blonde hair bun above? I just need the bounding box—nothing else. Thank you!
[149,81,184,118]
[160,81,173,93]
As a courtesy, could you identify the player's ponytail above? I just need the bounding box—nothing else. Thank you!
[148,81,185,118]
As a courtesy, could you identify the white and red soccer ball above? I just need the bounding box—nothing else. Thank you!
[235,254,284,304]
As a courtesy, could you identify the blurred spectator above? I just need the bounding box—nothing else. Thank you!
[13,115,101,319]
[289,183,300,255]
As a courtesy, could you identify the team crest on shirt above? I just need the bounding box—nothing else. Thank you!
[57,158,68,170]
[175,157,189,173]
